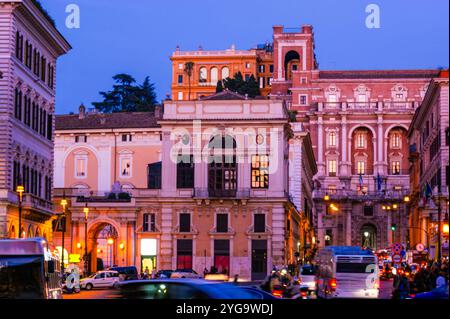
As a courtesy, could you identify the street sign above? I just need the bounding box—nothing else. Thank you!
[416,243,425,252]
[392,243,402,254]
[69,254,81,263]
[392,254,402,264]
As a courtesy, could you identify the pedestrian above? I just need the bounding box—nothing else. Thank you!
[233,274,239,284]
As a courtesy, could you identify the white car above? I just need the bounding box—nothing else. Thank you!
[80,270,120,290]
[170,269,202,279]
[299,265,317,292]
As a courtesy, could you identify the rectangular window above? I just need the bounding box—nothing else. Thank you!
[76,158,86,177]
[25,41,32,69]
[356,133,366,148]
[391,161,401,175]
[143,214,156,232]
[328,160,337,177]
[299,95,307,105]
[267,77,272,86]
[216,214,228,233]
[364,206,373,216]
[121,134,132,142]
[48,64,54,89]
[75,135,87,143]
[147,162,162,189]
[391,134,401,148]
[178,75,183,84]
[259,65,265,73]
[177,239,193,270]
[254,214,265,233]
[177,155,194,189]
[327,94,337,103]
[178,92,183,100]
[15,32,23,61]
[47,113,52,140]
[269,64,274,73]
[214,240,230,275]
[251,155,269,188]
[357,161,366,175]
[245,63,251,69]
[41,56,46,82]
[24,96,31,126]
[14,88,22,120]
[120,158,132,177]
[259,77,265,89]
[329,131,336,147]
[179,213,191,232]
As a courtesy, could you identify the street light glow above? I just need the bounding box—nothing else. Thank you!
[364,231,369,238]
[107,238,114,245]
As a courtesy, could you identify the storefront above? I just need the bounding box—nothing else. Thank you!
[140,238,157,273]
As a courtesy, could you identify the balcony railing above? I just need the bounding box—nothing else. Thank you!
[313,188,410,201]
[347,102,377,110]
[22,193,53,214]
[351,167,375,175]
[383,101,413,110]
[193,188,250,199]
[323,102,342,110]
[76,191,132,203]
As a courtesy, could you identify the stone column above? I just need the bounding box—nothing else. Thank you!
[376,115,384,175]
[317,116,324,175]
[346,209,352,245]
[341,116,348,175]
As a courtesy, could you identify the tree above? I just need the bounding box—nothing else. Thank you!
[184,62,194,101]
[135,77,158,112]
[221,72,260,97]
[92,74,157,113]
[215,80,224,93]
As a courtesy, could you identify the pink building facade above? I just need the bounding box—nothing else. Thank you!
[270,25,440,250]
[0,0,70,240]
[54,96,317,280]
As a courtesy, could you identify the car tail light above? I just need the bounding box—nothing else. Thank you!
[374,281,379,289]
[330,278,337,290]
[272,290,283,298]
[301,291,307,297]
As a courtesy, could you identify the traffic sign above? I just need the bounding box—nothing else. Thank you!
[392,254,402,263]
[69,254,81,263]
[416,243,425,252]
[393,243,402,254]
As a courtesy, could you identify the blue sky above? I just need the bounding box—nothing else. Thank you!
[40,0,449,114]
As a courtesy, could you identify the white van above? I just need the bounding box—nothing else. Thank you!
[316,246,379,299]
[80,270,120,290]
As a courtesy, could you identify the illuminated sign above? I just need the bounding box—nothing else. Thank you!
[69,254,81,263]
[141,239,157,256]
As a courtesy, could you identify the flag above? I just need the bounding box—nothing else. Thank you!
[359,173,363,188]
[425,182,433,199]
[377,173,382,191]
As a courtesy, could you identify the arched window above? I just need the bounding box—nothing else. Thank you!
[208,135,237,197]
[210,67,218,85]
[221,67,230,79]
[199,67,207,83]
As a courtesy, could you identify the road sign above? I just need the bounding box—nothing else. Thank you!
[392,254,402,264]
[393,243,402,254]
[416,243,425,252]
[69,254,81,263]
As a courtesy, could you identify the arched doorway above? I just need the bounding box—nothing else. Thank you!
[284,50,300,80]
[88,223,119,272]
[361,224,377,250]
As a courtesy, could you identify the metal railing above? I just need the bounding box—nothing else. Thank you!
[347,102,377,110]
[22,193,53,213]
[313,188,410,201]
[351,167,375,175]
[193,187,250,199]
[387,169,410,176]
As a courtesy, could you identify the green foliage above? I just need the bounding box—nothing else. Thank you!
[219,72,261,97]
[92,74,158,113]
[216,80,224,93]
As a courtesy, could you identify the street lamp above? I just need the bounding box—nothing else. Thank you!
[83,204,89,276]
[324,193,330,215]
[16,184,24,238]
[60,196,68,274]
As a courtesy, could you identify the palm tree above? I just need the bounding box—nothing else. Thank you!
[184,62,194,101]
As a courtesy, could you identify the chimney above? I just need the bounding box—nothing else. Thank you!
[302,25,313,34]
[78,103,86,119]
[273,25,284,34]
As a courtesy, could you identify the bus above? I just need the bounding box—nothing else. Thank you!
[0,238,62,299]
[316,246,379,299]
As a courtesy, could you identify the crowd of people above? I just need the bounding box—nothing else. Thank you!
[392,260,449,299]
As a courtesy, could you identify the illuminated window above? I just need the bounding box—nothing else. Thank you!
[221,67,229,79]
[329,131,336,147]
[177,92,183,100]
[328,160,337,177]
[357,161,366,175]
[210,67,218,84]
[178,63,183,70]
[199,67,207,83]
[75,158,86,178]
[356,133,366,149]
[391,133,401,148]
[120,158,132,177]
[391,161,401,175]
[251,155,269,188]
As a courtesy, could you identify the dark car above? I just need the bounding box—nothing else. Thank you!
[108,266,139,280]
[115,279,273,299]
[239,286,279,299]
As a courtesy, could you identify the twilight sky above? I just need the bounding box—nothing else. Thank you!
[40,0,449,114]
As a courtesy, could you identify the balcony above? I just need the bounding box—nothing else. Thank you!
[193,188,250,199]
[383,101,413,110]
[313,188,410,201]
[351,167,375,175]
[387,168,410,176]
[54,188,132,203]
[347,102,377,111]
[323,102,342,110]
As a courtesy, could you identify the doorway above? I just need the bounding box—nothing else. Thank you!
[251,240,267,280]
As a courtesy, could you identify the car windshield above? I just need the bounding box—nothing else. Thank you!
[0,256,44,299]
[301,266,316,275]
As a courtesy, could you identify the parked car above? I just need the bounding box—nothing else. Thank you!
[170,269,202,279]
[239,286,279,299]
[80,271,120,290]
[108,266,139,280]
[156,270,174,279]
[115,279,274,299]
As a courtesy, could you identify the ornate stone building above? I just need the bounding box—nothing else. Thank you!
[0,0,70,239]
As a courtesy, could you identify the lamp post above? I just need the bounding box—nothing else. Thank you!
[16,184,24,238]
[60,196,68,274]
[83,204,89,276]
